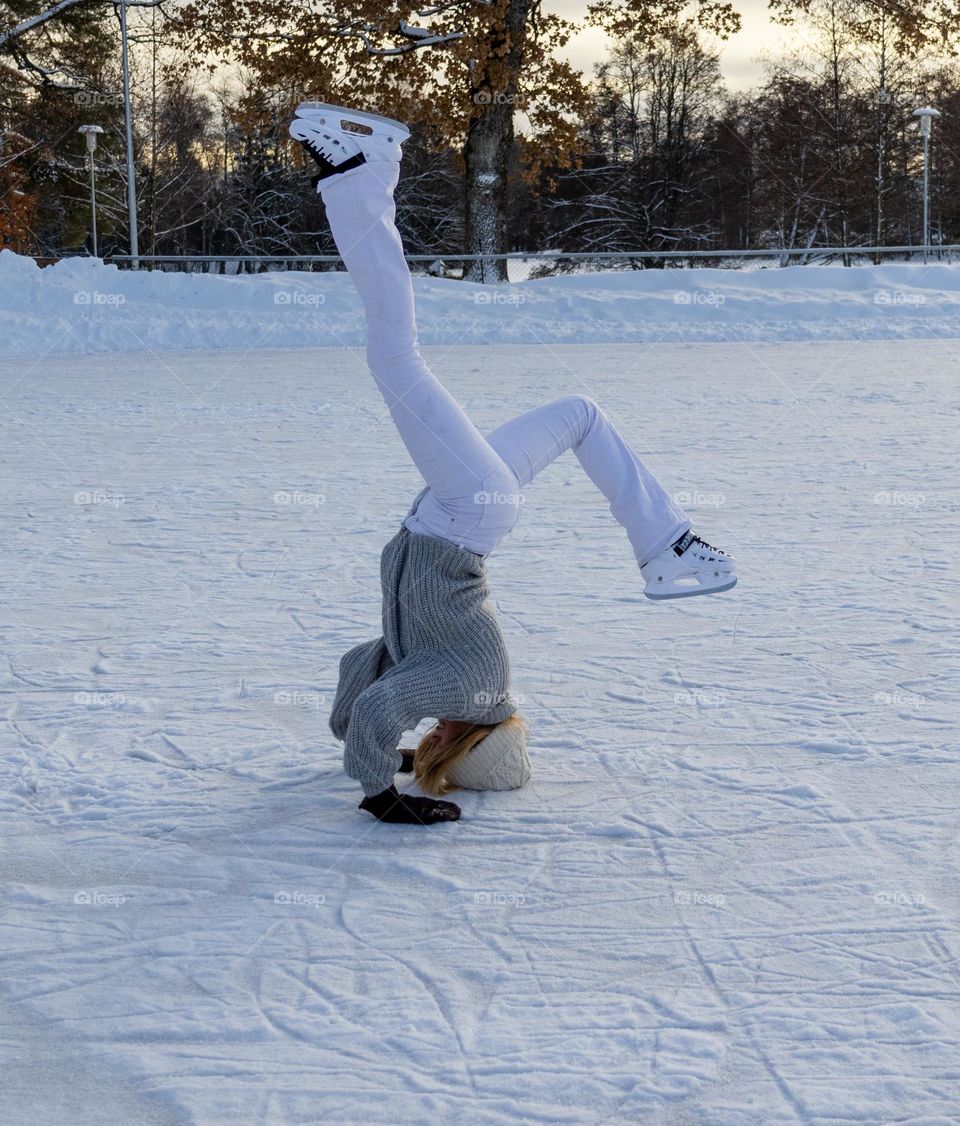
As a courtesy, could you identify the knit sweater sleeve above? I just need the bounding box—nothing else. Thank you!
[342,653,469,797]
[328,637,394,742]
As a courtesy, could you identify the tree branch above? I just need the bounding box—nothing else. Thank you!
[0,0,164,49]
[1,0,90,48]
[229,18,464,55]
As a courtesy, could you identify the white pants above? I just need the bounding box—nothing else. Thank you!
[320,162,690,566]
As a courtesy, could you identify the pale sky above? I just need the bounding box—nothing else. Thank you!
[545,0,792,91]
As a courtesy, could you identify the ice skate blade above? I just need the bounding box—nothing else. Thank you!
[295,102,410,143]
[644,576,738,601]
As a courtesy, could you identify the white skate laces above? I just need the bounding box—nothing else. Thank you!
[289,103,410,186]
[640,530,737,600]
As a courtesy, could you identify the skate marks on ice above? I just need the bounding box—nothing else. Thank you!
[0,342,958,1122]
[0,988,178,1126]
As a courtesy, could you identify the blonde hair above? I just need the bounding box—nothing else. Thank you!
[414,714,527,796]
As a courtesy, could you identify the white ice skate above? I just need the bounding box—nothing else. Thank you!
[641,530,737,600]
[292,102,409,166]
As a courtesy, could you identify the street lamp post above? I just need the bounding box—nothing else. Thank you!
[119,0,139,267]
[912,106,940,265]
[78,125,104,257]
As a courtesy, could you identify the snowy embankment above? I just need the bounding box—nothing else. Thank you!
[5,247,960,354]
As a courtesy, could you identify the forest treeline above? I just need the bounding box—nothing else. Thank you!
[2,0,960,271]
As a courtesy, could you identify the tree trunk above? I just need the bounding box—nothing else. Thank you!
[463,0,530,283]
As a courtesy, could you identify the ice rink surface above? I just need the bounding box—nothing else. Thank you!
[0,341,957,1124]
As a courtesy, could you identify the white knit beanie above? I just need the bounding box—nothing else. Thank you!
[445,721,532,791]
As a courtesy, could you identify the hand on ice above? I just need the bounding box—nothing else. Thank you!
[359,784,461,824]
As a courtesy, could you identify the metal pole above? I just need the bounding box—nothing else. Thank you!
[88,153,98,257]
[104,244,960,267]
[922,129,930,265]
[912,108,939,266]
[120,0,139,267]
[78,125,103,257]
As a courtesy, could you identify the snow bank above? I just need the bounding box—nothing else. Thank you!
[5,248,960,355]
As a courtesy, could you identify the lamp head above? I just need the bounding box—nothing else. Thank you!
[912,107,941,137]
[78,124,105,153]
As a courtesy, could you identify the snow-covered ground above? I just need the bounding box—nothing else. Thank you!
[1,337,957,1124]
[7,248,960,353]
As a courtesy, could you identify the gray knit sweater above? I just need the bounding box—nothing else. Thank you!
[329,526,517,796]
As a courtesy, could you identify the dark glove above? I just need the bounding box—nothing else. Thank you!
[397,751,416,774]
[359,784,461,824]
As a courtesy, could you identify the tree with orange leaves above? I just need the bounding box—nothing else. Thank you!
[0,130,38,252]
[169,1,744,279]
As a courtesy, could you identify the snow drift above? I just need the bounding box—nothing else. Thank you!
[4,248,960,355]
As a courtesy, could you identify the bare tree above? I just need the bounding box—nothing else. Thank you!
[544,26,724,258]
